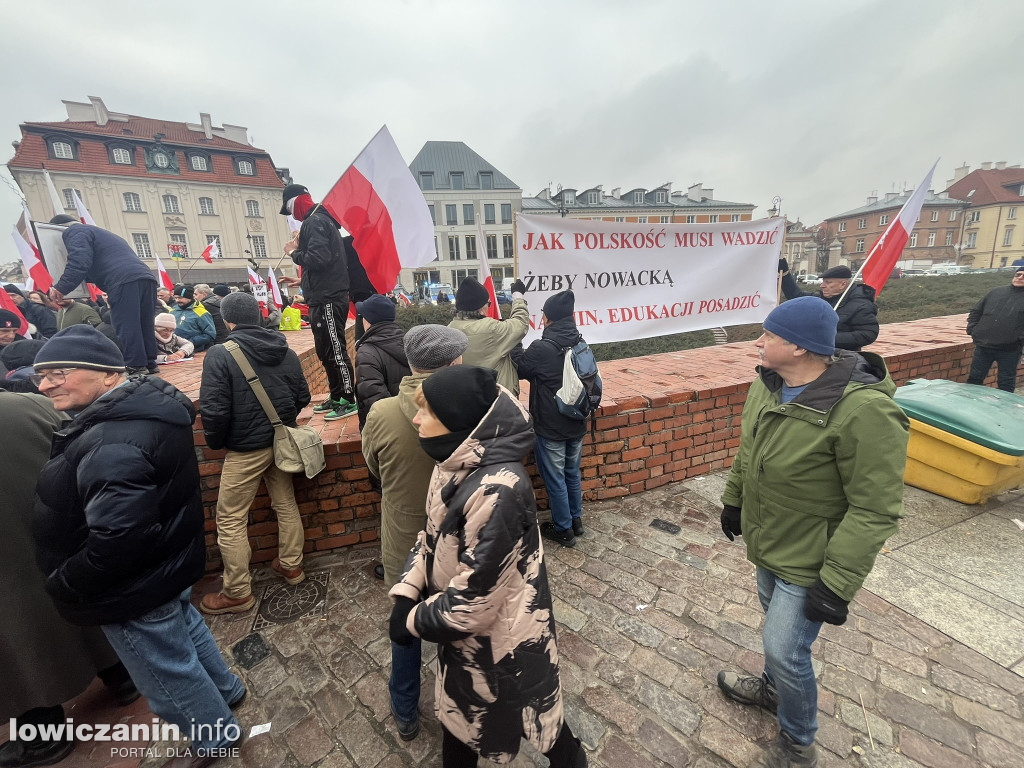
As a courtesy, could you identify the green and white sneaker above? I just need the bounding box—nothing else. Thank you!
[323,399,358,421]
[312,399,339,414]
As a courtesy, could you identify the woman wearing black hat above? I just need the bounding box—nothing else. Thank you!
[388,366,586,767]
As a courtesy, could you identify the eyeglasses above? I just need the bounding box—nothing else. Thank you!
[30,368,79,387]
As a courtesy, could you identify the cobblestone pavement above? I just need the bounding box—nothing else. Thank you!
[22,479,1023,767]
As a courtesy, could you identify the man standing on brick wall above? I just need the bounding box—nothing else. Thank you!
[360,324,468,741]
[717,297,908,768]
[198,292,311,615]
[965,267,1024,392]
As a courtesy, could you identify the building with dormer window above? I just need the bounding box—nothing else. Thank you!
[945,162,1024,269]
[8,96,292,284]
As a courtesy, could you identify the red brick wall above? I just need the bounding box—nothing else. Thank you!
[162,316,1017,571]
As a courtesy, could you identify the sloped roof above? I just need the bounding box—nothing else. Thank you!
[408,141,518,190]
[946,168,1024,207]
[21,116,262,151]
[829,190,962,220]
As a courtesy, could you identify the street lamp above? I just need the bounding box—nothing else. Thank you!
[767,195,782,218]
[556,184,568,218]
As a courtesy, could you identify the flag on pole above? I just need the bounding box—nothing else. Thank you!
[12,225,53,292]
[0,289,29,336]
[267,268,283,309]
[72,190,96,226]
[286,214,302,234]
[859,160,939,296]
[200,238,219,263]
[476,211,500,320]
[321,125,435,293]
[155,255,174,291]
[167,243,187,261]
[43,170,65,218]
[247,266,264,285]
[248,267,269,318]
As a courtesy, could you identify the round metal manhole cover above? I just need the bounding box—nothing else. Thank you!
[251,570,329,630]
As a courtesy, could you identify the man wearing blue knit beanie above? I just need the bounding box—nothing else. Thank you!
[715,296,909,768]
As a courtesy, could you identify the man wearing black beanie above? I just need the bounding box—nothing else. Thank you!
[449,277,530,394]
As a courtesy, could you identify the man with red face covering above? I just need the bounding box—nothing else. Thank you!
[279,184,357,420]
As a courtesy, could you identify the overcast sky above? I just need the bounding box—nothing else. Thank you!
[2,0,1022,251]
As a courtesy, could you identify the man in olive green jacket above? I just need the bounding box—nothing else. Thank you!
[448,277,529,395]
[717,297,908,768]
[360,323,468,741]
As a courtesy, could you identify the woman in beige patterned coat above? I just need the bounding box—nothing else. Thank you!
[388,365,586,767]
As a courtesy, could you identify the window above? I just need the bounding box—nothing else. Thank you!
[205,234,223,257]
[420,173,434,190]
[839,222,847,232]
[501,204,512,224]
[123,192,143,212]
[909,233,918,247]
[251,235,267,260]
[949,210,958,222]
[856,239,865,253]
[445,204,457,225]
[502,234,514,259]
[686,215,696,224]
[237,160,254,176]
[52,141,74,159]
[131,233,152,258]
[428,204,436,224]
[927,232,935,247]
[563,191,575,205]
[879,214,889,225]
[655,191,667,204]
[945,231,953,246]
[486,234,497,259]
[465,235,477,260]
[198,197,215,215]
[614,217,624,223]
[858,218,866,229]
[112,147,132,165]
[709,215,718,223]
[731,214,741,222]
[454,268,478,288]
[450,173,464,190]
[463,205,475,224]
[447,235,461,260]
[638,216,647,224]
[484,204,495,224]
[1020,185,1024,196]
[190,155,208,171]
[969,211,981,223]
[931,210,939,222]
[62,188,82,210]
[1009,207,1018,220]
[633,191,645,204]
[246,200,261,217]
[479,173,493,190]
[1004,228,1015,247]
[966,232,977,249]
[162,194,181,214]
[661,216,670,223]
[433,237,438,257]
[169,233,189,258]
[587,191,599,205]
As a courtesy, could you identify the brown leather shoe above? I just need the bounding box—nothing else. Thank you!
[272,557,305,585]
[199,592,255,615]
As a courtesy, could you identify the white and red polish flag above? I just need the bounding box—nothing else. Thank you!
[0,289,29,336]
[267,268,283,309]
[247,267,270,318]
[155,255,174,291]
[859,160,939,296]
[321,126,435,293]
[476,210,500,320]
[12,226,53,292]
[72,190,96,226]
[43,170,64,218]
[200,238,218,264]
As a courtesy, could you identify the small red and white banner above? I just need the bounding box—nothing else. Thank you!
[72,190,96,226]
[12,220,53,292]
[267,268,283,308]
[858,160,939,296]
[0,288,29,336]
[476,211,500,320]
[155,255,175,291]
[167,243,187,260]
[43,170,64,218]
[200,238,219,264]
[516,214,784,344]
[322,125,435,293]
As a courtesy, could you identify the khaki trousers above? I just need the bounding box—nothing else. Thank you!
[216,447,304,598]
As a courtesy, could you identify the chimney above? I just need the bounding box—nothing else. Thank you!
[867,195,878,205]
[200,112,213,140]
[980,162,992,170]
[610,187,620,199]
[537,187,550,200]
[88,96,110,126]
[995,161,1007,170]
[687,183,703,203]
[703,187,714,200]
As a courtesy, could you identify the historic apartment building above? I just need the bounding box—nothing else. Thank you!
[821,189,967,271]
[8,96,291,285]
[945,162,1024,269]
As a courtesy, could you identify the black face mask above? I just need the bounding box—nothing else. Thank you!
[419,429,472,463]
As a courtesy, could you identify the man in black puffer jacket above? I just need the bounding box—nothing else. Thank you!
[354,294,410,430]
[199,292,311,615]
[512,290,589,549]
[780,262,879,351]
[32,325,245,761]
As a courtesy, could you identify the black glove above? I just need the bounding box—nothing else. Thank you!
[720,505,742,541]
[778,258,789,274]
[509,279,527,295]
[803,579,849,625]
[389,596,417,645]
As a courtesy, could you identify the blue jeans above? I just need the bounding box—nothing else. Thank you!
[101,589,244,751]
[756,568,823,746]
[967,345,1022,392]
[389,639,421,723]
[534,436,584,532]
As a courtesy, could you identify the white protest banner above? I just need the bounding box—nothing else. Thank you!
[516,215,784,344]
